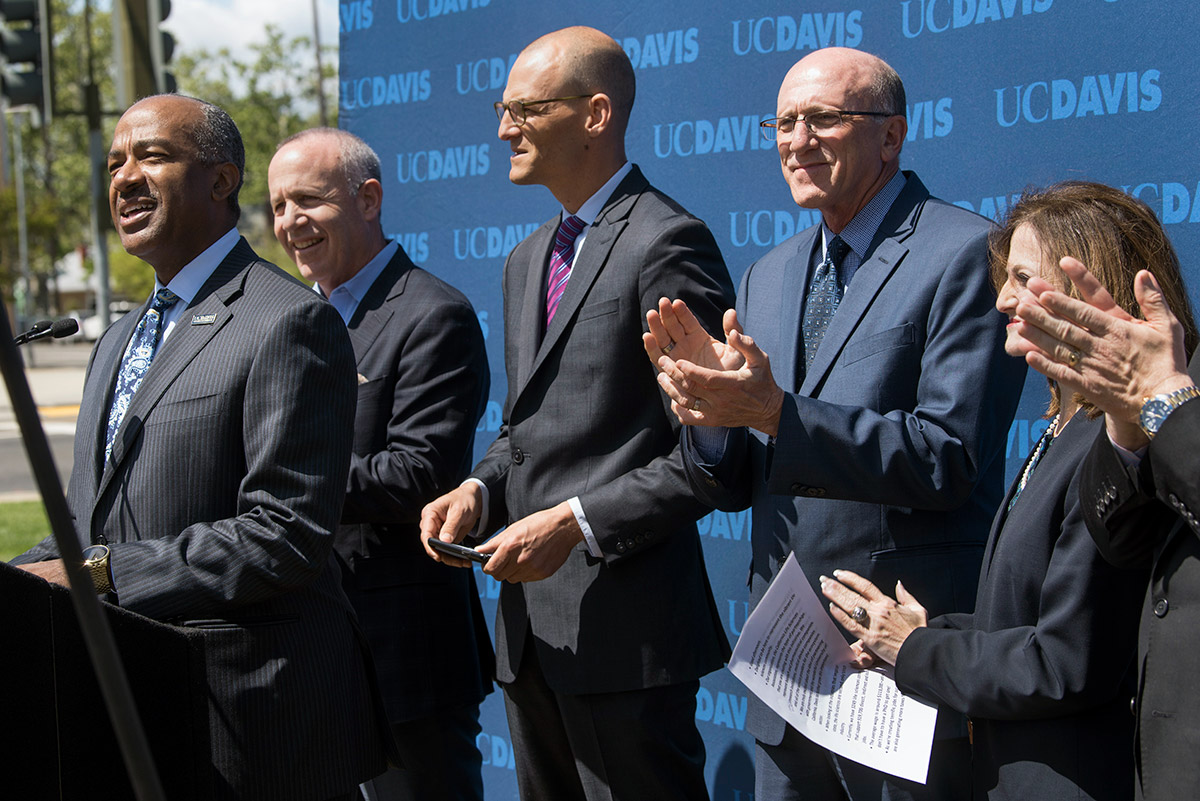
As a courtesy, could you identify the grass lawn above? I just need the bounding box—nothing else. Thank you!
[0,500,51,561]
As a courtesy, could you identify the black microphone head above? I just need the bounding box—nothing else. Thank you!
[51,318,80,338]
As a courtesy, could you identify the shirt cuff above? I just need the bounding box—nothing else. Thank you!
[568,496,602,558]
[1107,434,1147,469]
[689,424,729,465]
[463,478,489,537]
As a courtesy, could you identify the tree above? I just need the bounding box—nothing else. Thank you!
[1,6,336,315]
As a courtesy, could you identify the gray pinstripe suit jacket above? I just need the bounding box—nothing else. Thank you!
[15,239,390,800]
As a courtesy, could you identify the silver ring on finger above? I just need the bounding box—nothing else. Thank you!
[851,606,870,626]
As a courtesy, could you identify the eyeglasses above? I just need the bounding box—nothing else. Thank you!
[494,95,592,124]
[760,110,894,141]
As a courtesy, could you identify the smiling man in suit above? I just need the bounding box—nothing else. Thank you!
[12,95,388,800]
[269,127,493,801]
[419,25,735,801]
[645,48,1025,801]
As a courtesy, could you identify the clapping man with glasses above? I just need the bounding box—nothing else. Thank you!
[420,26,734,801]
[643,48,1024,800]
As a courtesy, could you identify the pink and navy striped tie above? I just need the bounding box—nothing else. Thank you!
[545,214,586,324]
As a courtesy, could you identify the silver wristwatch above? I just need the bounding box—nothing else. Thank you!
[1138,385,1200,439]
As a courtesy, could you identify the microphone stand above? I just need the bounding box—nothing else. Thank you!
[0,304,166,800]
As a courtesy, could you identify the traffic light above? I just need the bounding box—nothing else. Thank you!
[0,0,52,120]
[114,0,175,109]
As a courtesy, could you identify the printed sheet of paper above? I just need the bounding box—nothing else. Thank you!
[729,553,937,784]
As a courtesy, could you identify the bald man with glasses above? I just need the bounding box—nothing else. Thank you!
[421,25,734,801]
[645,47,1025,801]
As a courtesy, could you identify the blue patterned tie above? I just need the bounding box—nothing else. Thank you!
[105,288,180,461]
[801,236,850,370]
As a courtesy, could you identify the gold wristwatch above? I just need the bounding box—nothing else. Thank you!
[81,544,113,595]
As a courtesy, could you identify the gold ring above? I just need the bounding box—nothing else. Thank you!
[662,340,676,355]
[1067,348,1081,368]
[851,606,870,626]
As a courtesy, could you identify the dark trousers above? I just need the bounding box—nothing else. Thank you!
[360,703,484,801]
[755,725,971,801]
[503,635,710,801]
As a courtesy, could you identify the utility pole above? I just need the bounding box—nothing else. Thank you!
[311,0,327,127]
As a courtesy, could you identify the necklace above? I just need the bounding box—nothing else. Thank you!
[1008,414,1059,511]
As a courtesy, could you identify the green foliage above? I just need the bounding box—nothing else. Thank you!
[174,24,338,212]
[1,5,335,311]
[0,500,51,562]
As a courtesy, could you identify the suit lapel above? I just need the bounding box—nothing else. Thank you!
[97,240,253,498]
[800,176,928,396]
[514,222,556,393]
[347,250,414,364]
[517,166,646,400]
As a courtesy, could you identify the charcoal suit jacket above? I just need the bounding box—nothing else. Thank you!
[15,238,389,800]
[469,165,735,694]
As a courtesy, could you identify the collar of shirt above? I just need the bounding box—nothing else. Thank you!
[560,161,634,267]
[159,227,240,343]
[319,240,398,325]
[820,170,907,287]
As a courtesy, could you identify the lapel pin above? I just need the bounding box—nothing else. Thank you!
[191,314,217,325]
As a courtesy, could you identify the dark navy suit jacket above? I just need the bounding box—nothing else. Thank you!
[334,246,494,724]
[684,173,1026,745]
[897,412,1144,801]
[1082,353,1200,801]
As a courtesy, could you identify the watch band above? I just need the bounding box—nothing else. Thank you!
[82,545,113,595]
[1139,385,1200,439]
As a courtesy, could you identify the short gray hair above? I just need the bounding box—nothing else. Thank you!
[277,127,381,196]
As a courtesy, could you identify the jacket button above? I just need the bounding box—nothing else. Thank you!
[615,541,626,553]
[511,448,524,464]
[1130,696,1137,716]
[1153,598,1169,618]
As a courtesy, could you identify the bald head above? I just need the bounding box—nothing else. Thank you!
[781,48,905,118]
[524,26,636,131]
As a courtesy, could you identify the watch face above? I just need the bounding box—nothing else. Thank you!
[81,545,106,563]
[1141,398,1172,434]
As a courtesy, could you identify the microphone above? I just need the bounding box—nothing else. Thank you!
[14,317,80,346]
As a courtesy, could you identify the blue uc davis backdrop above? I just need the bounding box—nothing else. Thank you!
[338,2,1200,797]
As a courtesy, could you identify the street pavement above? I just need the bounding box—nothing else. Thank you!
[0,340,90,501]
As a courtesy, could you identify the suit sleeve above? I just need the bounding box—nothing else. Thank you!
[341,296,489,525]
[766,228,1023,509]
[679,265,758,513]
[573,215,736,560]
[1082,354,1200,568]
[893,462,1145,719]
[467,253,522,535]
[104,299,357,620]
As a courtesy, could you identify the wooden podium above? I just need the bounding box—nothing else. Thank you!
[0,560,212,800]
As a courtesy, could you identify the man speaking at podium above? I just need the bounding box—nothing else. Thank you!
[10,94,388,801]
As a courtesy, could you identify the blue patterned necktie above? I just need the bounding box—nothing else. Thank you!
[801,235,851,370]
[105,288,180,461]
